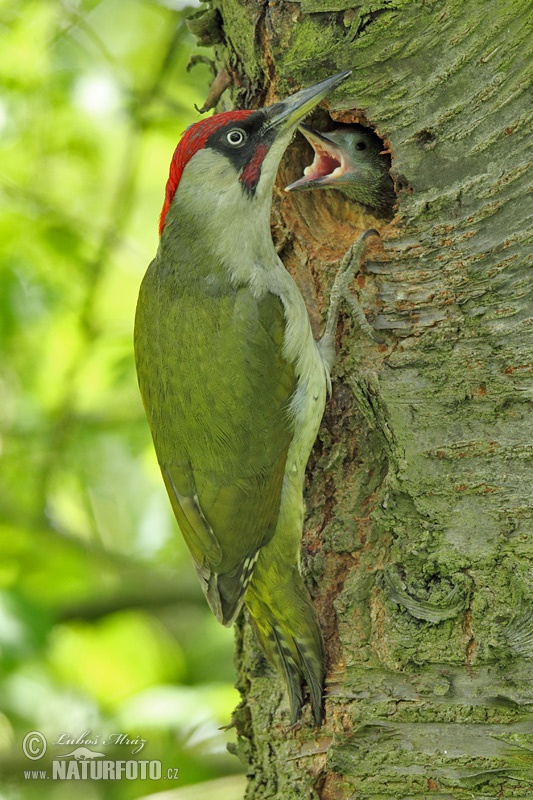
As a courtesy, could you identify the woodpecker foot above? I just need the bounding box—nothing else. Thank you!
[319,229,382,368]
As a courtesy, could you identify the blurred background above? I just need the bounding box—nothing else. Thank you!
[0,1,245,797]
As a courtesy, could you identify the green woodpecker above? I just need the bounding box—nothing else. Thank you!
[286,122,395,215]
[134,71,359,726]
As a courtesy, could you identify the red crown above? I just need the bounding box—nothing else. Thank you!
[159,110,254,235]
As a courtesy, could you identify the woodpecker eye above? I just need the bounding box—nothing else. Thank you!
[356,140,367,151]
[226,129,247,147]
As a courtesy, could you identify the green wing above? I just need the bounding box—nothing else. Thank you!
[134,258,297,625]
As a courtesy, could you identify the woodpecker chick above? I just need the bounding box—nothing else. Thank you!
[286,123,395,215]
[134,71,354,726]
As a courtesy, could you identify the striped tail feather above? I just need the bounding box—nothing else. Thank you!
[245,565,325,725]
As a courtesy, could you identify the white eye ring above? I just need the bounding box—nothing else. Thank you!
[226,128,246,146]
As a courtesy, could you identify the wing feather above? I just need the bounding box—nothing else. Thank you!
[135,260,296,623]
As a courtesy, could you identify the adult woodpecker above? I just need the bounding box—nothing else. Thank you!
[134,71,368,725]
[286,122,395,215]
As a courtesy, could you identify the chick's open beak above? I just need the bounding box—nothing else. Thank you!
[285,124,350,192]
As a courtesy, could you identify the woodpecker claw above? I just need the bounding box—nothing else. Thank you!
[319,229,382,365]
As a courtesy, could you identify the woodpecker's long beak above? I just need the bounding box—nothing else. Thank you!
[264,71,352,137]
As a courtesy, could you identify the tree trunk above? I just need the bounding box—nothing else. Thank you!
[192,1,533,796]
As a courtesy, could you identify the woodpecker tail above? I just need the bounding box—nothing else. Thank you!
[244,560,325,725]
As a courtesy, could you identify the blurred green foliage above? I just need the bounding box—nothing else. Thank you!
[0,1,244,797]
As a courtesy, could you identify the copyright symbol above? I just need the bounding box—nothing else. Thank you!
[22,731,47,760]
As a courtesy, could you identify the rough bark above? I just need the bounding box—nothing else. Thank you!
[192,1,533,797]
